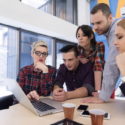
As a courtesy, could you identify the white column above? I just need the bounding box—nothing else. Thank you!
[77,0,90,25]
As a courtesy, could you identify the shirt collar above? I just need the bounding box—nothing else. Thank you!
[104,18,118,37]
[70,61,82,73]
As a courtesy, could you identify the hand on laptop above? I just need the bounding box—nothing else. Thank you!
[52,88,67,102]
[27,90,40,100]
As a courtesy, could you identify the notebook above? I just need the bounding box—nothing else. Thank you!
[1,78,63,116]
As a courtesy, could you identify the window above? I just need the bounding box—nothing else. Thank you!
[0,25,74,80]
[21,0,77,25]
[0,25,18,79]
[55,0,77,24]
[20,30,73,69]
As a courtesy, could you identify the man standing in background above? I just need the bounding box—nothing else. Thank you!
[82,3,120,103]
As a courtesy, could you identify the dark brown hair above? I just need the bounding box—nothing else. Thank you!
[91,3,111,17]
[76,25,96,51]
[60,44,79,57]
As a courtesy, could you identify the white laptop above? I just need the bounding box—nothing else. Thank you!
[1,78,63,116]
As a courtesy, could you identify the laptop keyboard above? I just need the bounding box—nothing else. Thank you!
[31,100,56,112]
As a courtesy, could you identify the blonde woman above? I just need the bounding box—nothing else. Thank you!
[114,19,125,96]
[17,40,56,100]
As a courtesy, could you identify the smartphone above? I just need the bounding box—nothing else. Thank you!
[80,111,111,120]
[77,105,88,111]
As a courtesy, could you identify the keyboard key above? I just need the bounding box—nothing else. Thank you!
[31,100,55,112]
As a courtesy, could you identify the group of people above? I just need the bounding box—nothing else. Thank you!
[17,3,125,103]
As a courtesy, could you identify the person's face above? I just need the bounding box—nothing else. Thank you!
[76,28,91,49]
[32,46,48,64]
[114,26,125,53]
[63,51,79,71]
[91,10,112,35]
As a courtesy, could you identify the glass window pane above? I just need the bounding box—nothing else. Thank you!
[55,0,66,20]
[55,0,77,24]
[0,25,18,79]
[66,0,73,23]
[20,30,53,68]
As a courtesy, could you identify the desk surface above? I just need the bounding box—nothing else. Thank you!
[0,98,124,125]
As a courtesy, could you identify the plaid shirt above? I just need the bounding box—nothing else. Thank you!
[17,64,56,96]
[78,42,105,71]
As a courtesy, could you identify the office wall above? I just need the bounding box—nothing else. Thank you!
[77,0,90,25]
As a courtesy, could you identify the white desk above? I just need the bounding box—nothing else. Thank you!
[0,98,125,125]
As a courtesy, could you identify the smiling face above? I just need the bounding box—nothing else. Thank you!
[76,28,91,49]
[91,10,112,35]
[63,51,79,71]
[114,26,125,53]
[32,46,48,64]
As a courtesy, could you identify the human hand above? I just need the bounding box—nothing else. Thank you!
[81,97,104,104]
[34,62,48,73]
[92,91,99,97]
[52,88,67,102]
[79,57,89,64]
[27,90,40,100]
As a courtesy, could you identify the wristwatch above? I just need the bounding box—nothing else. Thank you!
[97,90,101,93]
[121,76,125,82]
[95,90,101,93]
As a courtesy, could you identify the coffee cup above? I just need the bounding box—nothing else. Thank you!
[89,109,105,125]
[62,103,76,120]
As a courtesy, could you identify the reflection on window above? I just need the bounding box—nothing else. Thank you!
[55,0,77,24]
[20,30,53,68]
[0,25,18,79]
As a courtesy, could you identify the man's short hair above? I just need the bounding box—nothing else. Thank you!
[31,40,48,54]
[60,44,79,57]
[91,3,111,17]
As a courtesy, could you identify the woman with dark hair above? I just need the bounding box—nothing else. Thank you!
[76,25,105,96]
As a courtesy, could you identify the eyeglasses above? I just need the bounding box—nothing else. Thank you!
[34,51,48,57]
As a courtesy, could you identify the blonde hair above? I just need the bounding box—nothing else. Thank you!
[31,40,48,54]
[117,19,125,30]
